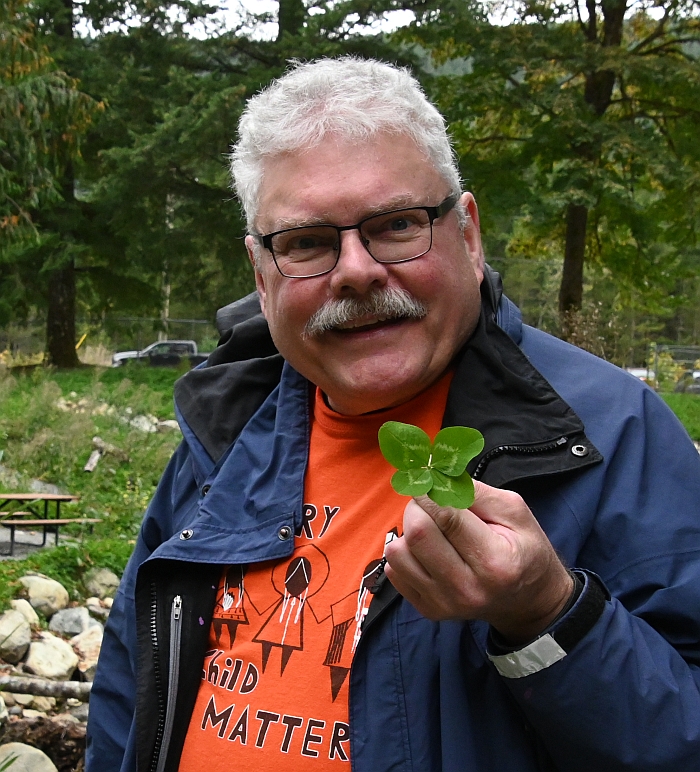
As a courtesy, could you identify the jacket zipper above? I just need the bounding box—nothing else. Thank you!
[151,593,183,772]
[471,436,569,480]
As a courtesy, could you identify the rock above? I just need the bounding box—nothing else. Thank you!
[48,607,93,637]
[0,743,58,772]
[129,414,157,433]
[22,709,47,719]
[10,600,40,627]
[0,694,7,724]
[102,597,113,609]
[18,575,69,618]
[0,609,31,664]
[24,632,79,681]
[84,568,120,599]
[71,626,103,681]
[2,693,15,707]
[52,713,79,725]
[64,699,81,708]
[30,697,55,713]
[68,702,89,722]
[12,695,34,707]
[157,419,180,432]
[27,480,61,495]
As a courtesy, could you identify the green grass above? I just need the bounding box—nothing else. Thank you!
[0,364,182,610]
[0,540,134,613]
[661,393,700,441]
[0,370,180,531]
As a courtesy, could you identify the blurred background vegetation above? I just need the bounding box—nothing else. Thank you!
[0,0,698,369]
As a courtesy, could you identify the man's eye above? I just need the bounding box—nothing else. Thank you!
[277,228,337,258]
[368,212,424,239]
[389,217,411,232]
[294,236,322,250]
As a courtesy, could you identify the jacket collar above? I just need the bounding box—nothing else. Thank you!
[174,268,601,486]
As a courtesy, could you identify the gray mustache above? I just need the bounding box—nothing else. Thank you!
[303,287,428,338]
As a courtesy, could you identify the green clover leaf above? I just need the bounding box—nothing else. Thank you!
[378,421,484,509]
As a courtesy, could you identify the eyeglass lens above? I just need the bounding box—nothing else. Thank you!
[272,208,433,277]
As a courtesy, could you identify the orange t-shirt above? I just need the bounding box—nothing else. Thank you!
[179,372,453,771]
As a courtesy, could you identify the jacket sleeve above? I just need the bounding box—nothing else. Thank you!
[499,376,700,770]
[86,441,200,772]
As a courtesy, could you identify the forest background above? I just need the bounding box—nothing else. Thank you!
[1,0,699,369]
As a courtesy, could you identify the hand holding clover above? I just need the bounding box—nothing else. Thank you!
[378,421,574,642]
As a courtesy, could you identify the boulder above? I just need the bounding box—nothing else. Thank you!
[18,575,69,618]
[21,709,47,719]
[0,695,7,724]
[30,697,55,713]
[68,702,89,723]
[10,600,40,627]
[84,568,120,599]
[48,607,98,638]
[0,743,58,772]
[0,609,31,664]
[71,626,103,681]
[24,632,78,681]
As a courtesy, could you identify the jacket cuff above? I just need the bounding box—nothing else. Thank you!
[487,569,609,679]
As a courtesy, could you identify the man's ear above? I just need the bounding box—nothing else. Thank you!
[459,192,485,284]
[245,234,267,317]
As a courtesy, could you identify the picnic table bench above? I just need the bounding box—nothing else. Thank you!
[0,492,100,556]
[1,517,102,555]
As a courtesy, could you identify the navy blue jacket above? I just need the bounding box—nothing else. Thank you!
[86,285,700,771]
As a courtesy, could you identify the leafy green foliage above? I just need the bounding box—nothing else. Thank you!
[400,0,700,325]
[378,421,484,508]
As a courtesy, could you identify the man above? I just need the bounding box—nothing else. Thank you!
[87,58,700,771]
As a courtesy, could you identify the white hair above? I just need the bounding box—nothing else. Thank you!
[230,57,463,232]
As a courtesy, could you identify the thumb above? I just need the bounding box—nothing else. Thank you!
[410,494,480,549]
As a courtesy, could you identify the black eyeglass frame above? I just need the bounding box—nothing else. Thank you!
[253,193,460,279]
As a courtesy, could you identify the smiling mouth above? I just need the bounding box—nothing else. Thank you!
[332,315,407,333]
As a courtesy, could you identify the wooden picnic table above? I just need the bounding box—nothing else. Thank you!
[0,492,91,556]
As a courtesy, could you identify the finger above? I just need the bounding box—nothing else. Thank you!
[412,492,506,564]
[383,535,431,609]
[387,501,476,592]
[468,480,533,527]
[384,530,435,583]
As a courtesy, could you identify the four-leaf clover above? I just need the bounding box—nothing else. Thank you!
[378,421,485,508]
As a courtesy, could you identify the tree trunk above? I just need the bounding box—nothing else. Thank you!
[44,0,80,368]
[46,258,80,367]
[277,0,305,39]
[557,0,627,326]
[559,203,588,336]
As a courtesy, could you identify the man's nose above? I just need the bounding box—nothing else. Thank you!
[329,228,389,296]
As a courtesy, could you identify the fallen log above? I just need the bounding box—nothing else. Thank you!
[92,436,129,462]
[0,716,86,772]
[83,449,101,473]
[0,675,91,700]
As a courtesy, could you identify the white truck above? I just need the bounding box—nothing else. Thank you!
[111,340,210,368]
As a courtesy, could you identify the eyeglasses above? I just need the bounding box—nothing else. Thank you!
[254,194,460,278]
